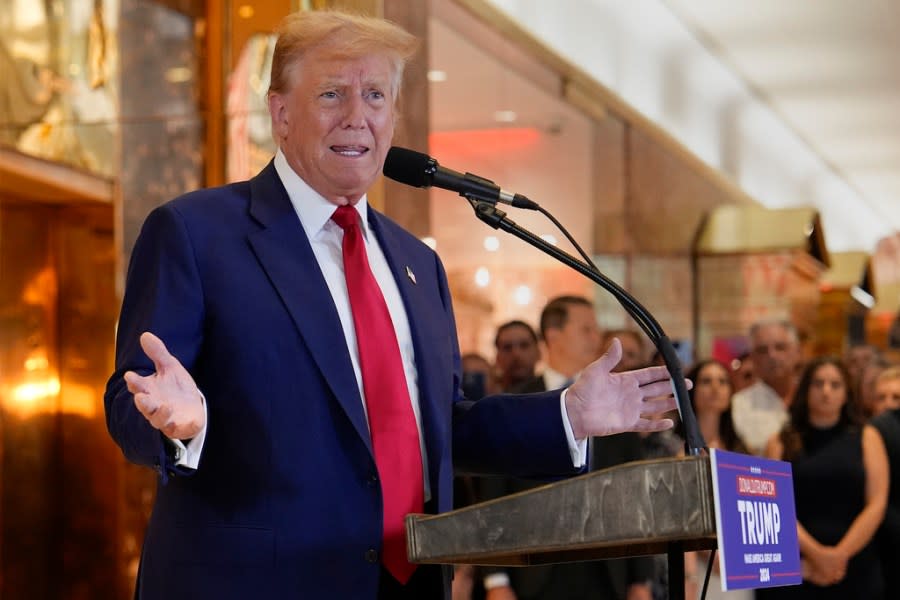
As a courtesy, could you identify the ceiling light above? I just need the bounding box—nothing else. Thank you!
[493,110,517,123]
[421,236,437,250]
[474,267,490,288]
[513,285,532,306]
[165,67,193,83]
[427,70,448,83]
[483,236,500,252]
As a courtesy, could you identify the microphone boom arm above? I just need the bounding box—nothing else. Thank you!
[468,198,705,456]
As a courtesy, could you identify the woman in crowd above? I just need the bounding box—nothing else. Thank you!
[684,359,749,455]
[679,360,751,599]
[759,357,888,599]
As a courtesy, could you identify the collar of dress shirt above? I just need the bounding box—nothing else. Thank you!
[273,148,371,242]
[542,366,575,390]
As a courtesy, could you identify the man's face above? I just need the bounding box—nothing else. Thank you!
[495,326,539,387]
[546,304,601,373]
[874,377,900,416]
[844,346,876,383]
[268,46,396,205]
[750,324,799,385]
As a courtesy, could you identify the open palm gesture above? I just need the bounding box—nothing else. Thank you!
[124,331,205,440]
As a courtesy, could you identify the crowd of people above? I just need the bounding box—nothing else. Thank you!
[458,305,900,600]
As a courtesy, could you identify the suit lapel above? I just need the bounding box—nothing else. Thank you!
[245,164,372,454]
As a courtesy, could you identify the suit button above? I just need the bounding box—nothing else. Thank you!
[367,474,378,487]
[365,548,379,563]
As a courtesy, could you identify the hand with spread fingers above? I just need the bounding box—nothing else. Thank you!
[565,338,682,440]
[124,331,205,441]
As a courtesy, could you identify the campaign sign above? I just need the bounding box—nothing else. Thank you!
[709,449,801,591]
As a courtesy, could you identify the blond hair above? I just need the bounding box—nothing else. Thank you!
[876,366,900,386]
[268,10,418,99]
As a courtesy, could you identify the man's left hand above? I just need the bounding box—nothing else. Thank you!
[565,338,681,440]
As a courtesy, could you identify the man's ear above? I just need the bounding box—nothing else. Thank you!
[268,93,288,138]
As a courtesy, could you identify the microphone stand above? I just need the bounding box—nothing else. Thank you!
[468,199,705,600]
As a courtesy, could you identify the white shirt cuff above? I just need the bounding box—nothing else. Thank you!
[483,572,511,589]
[167,391,208,470]
[560,388,588,468]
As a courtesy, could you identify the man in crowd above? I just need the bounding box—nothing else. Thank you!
[494,320,541,391]
[731,319,801,454]
[844,343,882,391]
[516,296,603,393]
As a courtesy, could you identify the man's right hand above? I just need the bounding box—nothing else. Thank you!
[124,331,205,441]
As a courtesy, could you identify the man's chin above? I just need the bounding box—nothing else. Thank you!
[326,174,378,199]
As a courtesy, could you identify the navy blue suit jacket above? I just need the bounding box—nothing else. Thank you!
[104,163,577,599]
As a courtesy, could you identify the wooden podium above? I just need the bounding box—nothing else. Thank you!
[406,455,718,599]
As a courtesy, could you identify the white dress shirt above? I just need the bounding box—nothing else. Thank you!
[730,380,788,455]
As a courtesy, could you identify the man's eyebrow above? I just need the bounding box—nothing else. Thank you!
[315,76,390,90]
[316,76,349,88]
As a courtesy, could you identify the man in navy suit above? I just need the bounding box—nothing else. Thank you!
[104,10,679,600]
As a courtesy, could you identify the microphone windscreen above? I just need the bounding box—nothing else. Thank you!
[383,146,431,188]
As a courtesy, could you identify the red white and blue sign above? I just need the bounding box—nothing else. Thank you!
[709,449,802,591]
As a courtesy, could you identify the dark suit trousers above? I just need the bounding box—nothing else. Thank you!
[378,565,443,599]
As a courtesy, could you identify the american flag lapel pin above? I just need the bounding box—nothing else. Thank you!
[406,265,417,284]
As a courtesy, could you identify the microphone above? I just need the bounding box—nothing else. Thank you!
[383,146,539,210]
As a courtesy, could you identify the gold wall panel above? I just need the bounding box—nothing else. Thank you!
[0,200,126,599]
[0,202,58,598]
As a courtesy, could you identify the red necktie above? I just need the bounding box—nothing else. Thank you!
[331,205,423,584]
